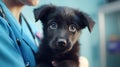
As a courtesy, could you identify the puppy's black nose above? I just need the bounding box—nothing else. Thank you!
[57,39,67,48]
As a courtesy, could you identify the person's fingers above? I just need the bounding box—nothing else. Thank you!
[52,61,57,67]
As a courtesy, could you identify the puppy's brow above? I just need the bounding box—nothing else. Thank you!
[64,8,75,16]
[58,7,75,17]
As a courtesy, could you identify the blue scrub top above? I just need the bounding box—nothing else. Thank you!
[0,0,40,67]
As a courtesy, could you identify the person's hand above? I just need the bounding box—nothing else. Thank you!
[79,56,89,67]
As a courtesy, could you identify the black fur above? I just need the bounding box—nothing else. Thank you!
[34,4,95,67]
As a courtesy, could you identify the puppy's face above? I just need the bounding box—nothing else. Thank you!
[34,5,95,54]
[46,12,81,54]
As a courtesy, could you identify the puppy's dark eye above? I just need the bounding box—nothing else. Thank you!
[49,22,58,30]
[69,24,77,33]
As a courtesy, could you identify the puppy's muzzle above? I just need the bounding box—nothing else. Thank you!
[56,38,67,48]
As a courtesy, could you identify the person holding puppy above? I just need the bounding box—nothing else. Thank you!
[0,0,39,67]
[0,0,89,67]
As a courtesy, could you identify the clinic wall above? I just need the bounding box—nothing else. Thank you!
[22,0,106,67]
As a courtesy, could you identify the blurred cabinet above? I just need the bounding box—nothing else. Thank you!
[99,1,120,67]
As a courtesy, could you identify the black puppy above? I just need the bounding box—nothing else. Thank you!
[34,5,95,67]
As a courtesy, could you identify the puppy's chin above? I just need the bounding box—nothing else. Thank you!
[52,49,69,55]
[51,44,73,55]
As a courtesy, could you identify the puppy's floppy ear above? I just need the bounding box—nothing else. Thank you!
[77,11,95,32]
[34,5,55,22]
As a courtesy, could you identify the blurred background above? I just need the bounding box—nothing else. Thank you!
[22,0,120,67]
